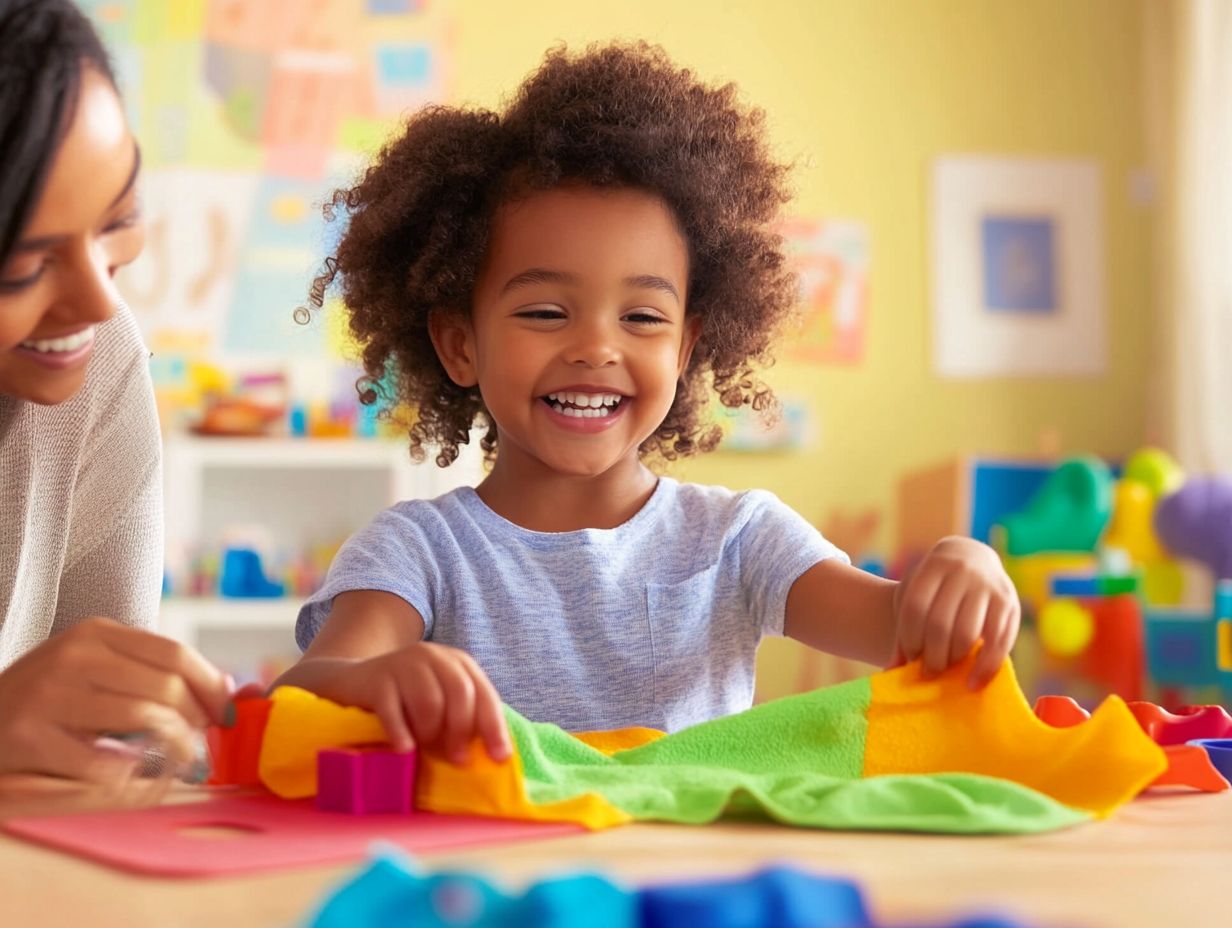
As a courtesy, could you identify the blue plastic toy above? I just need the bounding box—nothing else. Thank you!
[307,850,1035,928]
[219,547,284,598]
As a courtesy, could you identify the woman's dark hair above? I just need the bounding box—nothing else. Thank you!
[0,0,117,270]
[305,42,798,466]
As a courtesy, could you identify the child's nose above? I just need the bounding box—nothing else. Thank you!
[565,322,621,368]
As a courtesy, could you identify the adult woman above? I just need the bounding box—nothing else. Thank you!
[0,0,232,784]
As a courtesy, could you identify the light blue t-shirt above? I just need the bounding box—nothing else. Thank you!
[296,478,846,733]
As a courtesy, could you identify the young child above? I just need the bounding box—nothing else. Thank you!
[277,43,1020,766]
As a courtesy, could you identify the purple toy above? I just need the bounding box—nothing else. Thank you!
[1155,476,1232,579]
[317,748,418,815]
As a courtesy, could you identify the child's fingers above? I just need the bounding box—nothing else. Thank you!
[460,658,511,761]
[967,601,1020,689]
[431,655,478,763]
[399,659,447,747]
[947,590,990,666]
[895,565,944,661]
[374,679,415,753]
[919,576,967,676]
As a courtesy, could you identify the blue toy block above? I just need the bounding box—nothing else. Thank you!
[308,853,1037,928]
[521,874,636,927]
[1145,610,1218,688]
[639,866,870,928]
[1051,575,1101,597]
[219,547,284,598]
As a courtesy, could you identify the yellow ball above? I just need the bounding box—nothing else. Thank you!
[1039,599,1095,657]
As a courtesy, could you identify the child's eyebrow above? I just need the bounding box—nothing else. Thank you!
[501,267,680,303]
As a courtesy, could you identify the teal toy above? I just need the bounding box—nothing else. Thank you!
[996,457,1113,556]
[308,850,1035,927]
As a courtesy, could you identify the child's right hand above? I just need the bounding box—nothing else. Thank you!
[330,642,512,765]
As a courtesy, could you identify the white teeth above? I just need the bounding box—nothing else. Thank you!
[19,326,96,354]
[545,391,623,408]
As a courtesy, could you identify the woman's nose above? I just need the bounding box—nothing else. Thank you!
[59,239,120,326]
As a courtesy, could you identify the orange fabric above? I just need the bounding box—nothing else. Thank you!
[258,687,389,798]
[414,740,630,829]
[865,656,1167,816]
[571,727,665,755]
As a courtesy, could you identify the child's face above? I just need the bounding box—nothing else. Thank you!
[436,184,698,480]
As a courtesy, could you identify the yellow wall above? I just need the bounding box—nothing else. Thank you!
[451,0,1153,557]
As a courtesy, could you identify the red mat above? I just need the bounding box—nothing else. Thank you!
[2,793,581,878]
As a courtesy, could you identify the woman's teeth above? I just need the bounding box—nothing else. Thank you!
[545,391,623,418]
[19,327,96,353]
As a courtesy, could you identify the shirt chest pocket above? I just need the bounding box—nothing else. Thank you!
[645,565,723,688]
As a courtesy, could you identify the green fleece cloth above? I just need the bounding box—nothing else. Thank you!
[503,677,1090,834]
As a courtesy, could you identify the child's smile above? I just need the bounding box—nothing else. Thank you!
[539,388,627,431]
[431,184,699,489]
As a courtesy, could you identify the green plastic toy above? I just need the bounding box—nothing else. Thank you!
[997,457,1113,556]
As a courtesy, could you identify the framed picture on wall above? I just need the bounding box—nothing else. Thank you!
[930,156,1106,378]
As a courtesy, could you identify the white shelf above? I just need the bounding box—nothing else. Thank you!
[161,597,302,631]
[164,436,413,469]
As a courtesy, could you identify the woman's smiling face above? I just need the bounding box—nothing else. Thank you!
[0,66,144,405]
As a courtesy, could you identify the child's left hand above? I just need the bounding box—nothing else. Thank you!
[892,536,1020,689]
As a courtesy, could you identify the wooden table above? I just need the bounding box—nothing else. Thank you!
[0,787,1227,928]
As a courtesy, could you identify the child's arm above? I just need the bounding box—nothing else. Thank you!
[272,591,510,763]
[784,536,1020,689]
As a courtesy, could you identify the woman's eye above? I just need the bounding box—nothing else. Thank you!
[104,210,142,234]
[0,260,48,293]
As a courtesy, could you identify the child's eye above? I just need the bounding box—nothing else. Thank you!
[514,307,567,321]
[624,311,668,325]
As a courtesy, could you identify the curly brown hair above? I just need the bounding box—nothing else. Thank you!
[303,41,798,466]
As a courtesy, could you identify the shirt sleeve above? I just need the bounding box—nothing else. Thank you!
[736,490,849,638]
[295,504,438,652]
[54,309,163,635]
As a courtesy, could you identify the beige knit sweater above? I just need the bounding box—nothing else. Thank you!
[0,304,162,670]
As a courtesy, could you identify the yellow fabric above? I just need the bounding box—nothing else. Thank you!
[258,687,389,798]
[414,740,631,829]
[571,727,665,755]
[864,656,1168,816]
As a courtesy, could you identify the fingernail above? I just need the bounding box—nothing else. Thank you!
[222,702,237,728]
[224,673,237,694]
[181,756,211,784]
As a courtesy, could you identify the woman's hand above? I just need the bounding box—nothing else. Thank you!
[893,536,1021,689]
[0,618,234,782]
[330,642,511,765]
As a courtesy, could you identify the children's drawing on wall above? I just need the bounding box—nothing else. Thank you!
[778,218,869,365]
[91,0,455,430]
[714,395,815,452]
[981,215,1058,314]
[930,156,1107,379]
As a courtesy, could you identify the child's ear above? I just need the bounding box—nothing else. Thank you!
[677,315,702,377]
[428,310,479,388]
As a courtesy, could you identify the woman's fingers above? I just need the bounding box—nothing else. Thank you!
[84,656,211,731]
[93,621,234,724]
